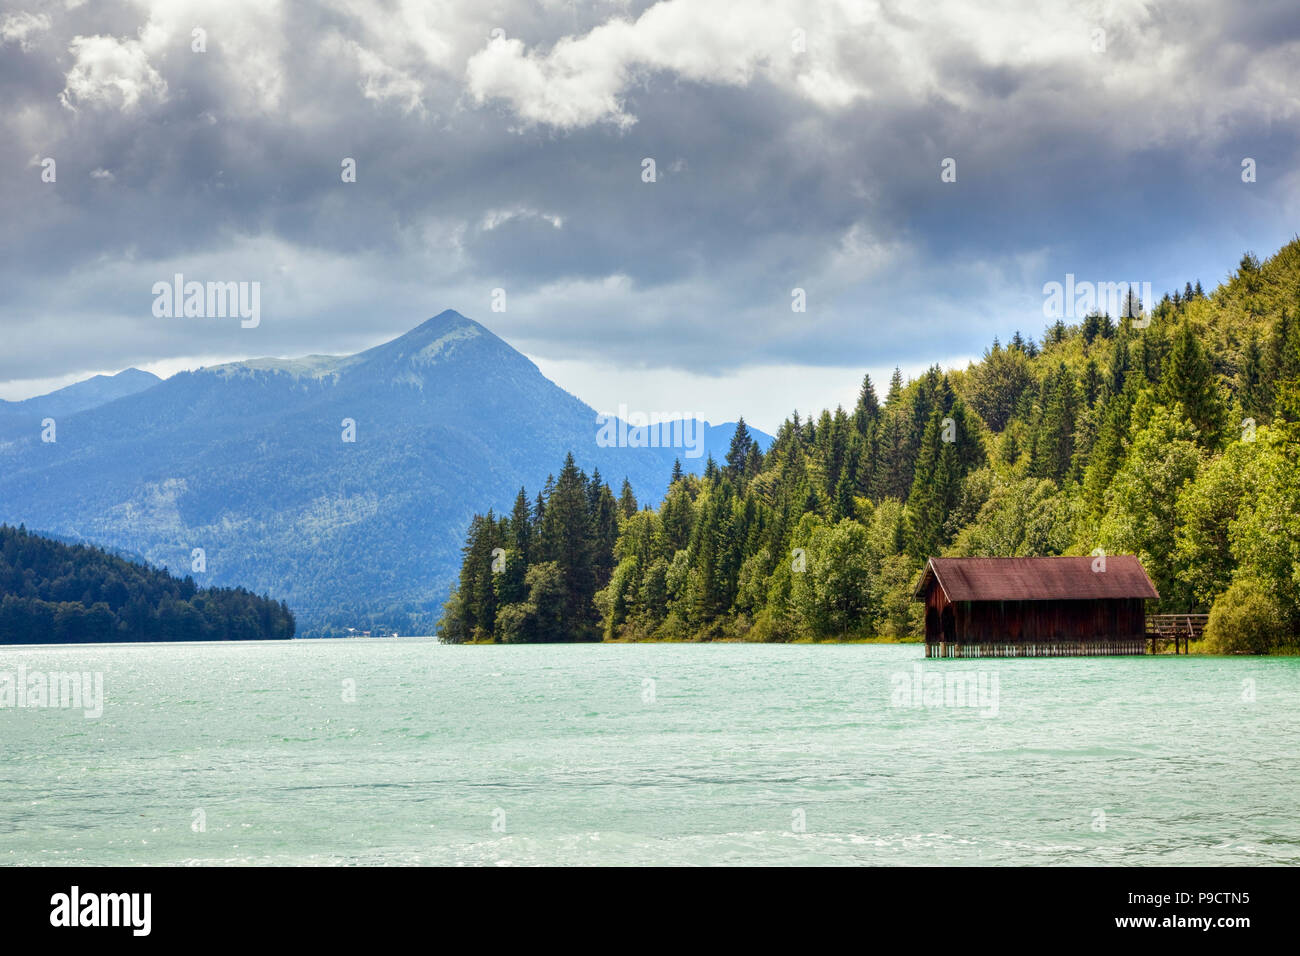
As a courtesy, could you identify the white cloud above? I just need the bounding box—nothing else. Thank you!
[480,206,564,231]
[0,11,51,50]
[466,0,831,129]
[129,0,289,113]
[350,41,427,114]
[59,34,168,111]
[461,0,1300,146]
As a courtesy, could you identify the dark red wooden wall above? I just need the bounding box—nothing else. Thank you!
[921,580,1146,644]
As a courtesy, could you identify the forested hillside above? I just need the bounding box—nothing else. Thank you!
[440,241,1300,652]
[0,525,295,643]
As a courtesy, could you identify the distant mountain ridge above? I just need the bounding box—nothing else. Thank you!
[0,311,769,634]
[0,368,160,440]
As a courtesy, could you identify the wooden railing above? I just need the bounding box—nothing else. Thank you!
[1145,613,1209,654]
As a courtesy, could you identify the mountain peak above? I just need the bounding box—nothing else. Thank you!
[409,309,479,336]
[115,368,161,384]
[356,310,527,376]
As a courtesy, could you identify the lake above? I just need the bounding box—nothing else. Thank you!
[1,640,1296,865]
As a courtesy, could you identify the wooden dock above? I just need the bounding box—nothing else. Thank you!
[1144,613,1208,654]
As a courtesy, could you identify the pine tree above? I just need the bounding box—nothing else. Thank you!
[497,492,531,610]
[1264,309,1300,415]
[725,418,753,477]
[659,482,695,556]
[1082,358,1102,408]
[618,479,638,518]
[1082,384,1133,512]
[589,479,620,588]
[459,510,503,640]
[1108,320,1132,395]
[854,374,880,434]
[905,409,961,559]
[833,432,863,520]
[1030,363,1079,483]
[538,453,597,637]
[1239,332,1266,421]
[1159,318,1224,444]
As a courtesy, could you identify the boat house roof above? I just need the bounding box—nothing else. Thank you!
[914,555,1159,602]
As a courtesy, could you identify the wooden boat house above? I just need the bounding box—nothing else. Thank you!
[914,555,1160,658]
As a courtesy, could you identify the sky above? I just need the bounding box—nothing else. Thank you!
[1,0,1298,432]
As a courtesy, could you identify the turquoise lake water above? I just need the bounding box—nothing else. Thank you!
[1,640,1296,866]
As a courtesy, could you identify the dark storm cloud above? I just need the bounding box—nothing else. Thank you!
[0,0,1297,387]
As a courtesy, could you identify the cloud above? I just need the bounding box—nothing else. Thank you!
[59,34,168,111]
[0,11,51,50]
[464,0,828,129]
[0,0,1298,414]
[351,42,427,114]
[480,206,563,231]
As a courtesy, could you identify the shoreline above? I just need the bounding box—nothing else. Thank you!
[4,635,1298,655]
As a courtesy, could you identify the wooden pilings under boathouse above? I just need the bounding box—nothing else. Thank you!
[914,555,1168,659]
[926,638,1149,658]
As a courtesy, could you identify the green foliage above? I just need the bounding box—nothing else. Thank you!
[790,519,876,639]
[1160,318,1226,444]
[0,524,294,643]
[947,475,1074,557]
[444,239,1300,649]
[1225,423,1300,626]
[1174,439,1260,606]
[967,339,1034,431]
[1205,577,1287,654]
[1097,402,1203,607]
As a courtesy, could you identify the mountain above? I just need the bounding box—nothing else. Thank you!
[0,311,770,634]
[0,368,160,441]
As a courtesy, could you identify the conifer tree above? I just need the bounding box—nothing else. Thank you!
[854,374,880,435]
[1030,363,1079,484]
[618,478,638,518]
[1160,318,1224,444]
[725,418,753,476]
[1263,309,1300,414]
[510,487,532,561]
[538,453,597,636]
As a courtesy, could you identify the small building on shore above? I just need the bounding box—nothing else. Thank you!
[914,555,1159,658]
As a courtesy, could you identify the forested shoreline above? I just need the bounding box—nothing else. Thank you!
[439,241,1300,653]
[0,524,295,643]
